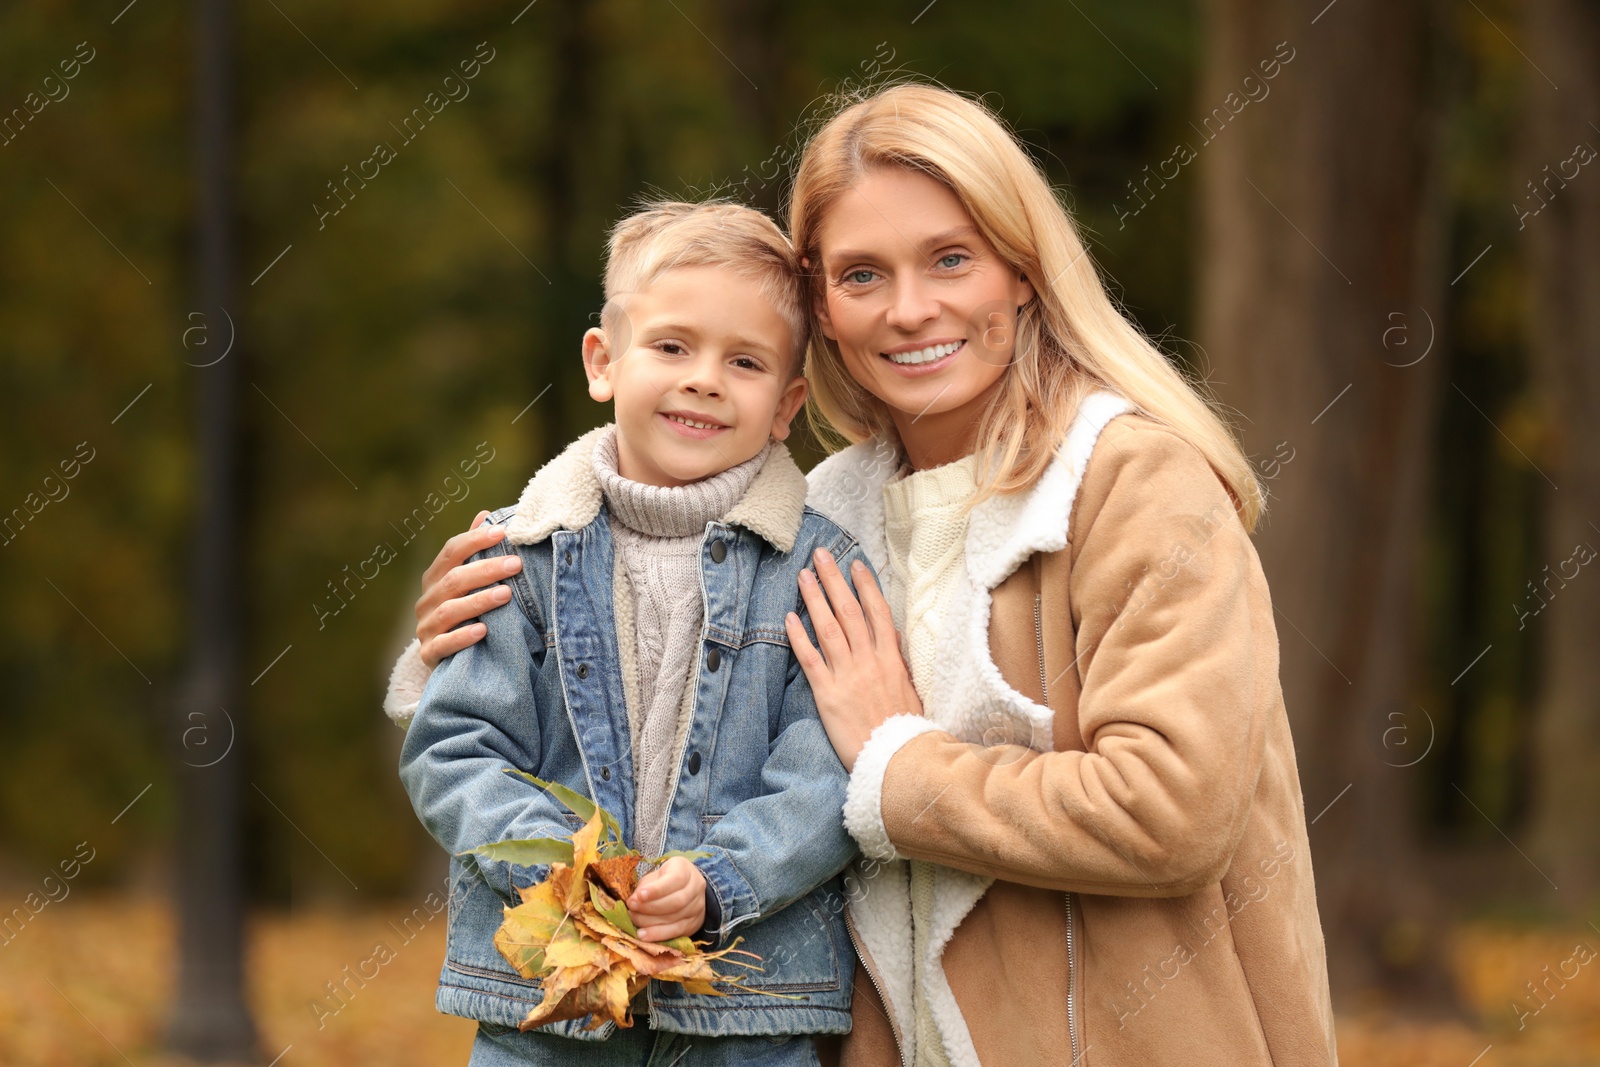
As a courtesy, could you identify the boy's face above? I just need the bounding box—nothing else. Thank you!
[583,264,808,488]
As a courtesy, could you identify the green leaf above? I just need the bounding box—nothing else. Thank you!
[588,879,640,937]
[460,837,575,867]
[501,769,625,842]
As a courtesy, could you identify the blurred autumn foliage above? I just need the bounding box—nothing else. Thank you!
[2,0,1597,1057]
[0,0,1201,906]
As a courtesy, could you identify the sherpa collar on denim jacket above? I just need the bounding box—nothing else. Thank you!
[503,424,809,553]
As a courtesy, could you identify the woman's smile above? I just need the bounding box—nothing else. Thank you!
[880,337,966,374]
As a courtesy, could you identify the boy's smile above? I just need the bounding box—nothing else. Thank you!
[659,408,729,438]
[583,264,808,488]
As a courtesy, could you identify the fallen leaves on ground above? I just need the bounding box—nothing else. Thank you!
[1,887,1596,1065]
[1336,922,1600,1066]
[0,891,475,1067]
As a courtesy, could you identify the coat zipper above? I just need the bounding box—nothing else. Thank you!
[1040,583,1080,1064]
[1065,891,1081,1065]
[1034,591,1049,706]
[844,906,909,1067]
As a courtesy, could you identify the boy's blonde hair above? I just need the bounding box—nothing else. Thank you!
[787,82,1266,530]
[602,199,807,376]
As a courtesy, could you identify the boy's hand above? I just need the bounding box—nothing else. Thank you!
[626,857,706,942]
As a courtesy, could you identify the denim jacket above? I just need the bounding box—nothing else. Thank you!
[399,426,862,1040]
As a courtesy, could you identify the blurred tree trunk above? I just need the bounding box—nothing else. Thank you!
[1197,0,1456,1006]
[167,0,258,1059]
[712,0,788,216]
[537,0,604,463]
[1522,0,1600,901]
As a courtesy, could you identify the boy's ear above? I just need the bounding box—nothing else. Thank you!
[582,328,615,402]
[768,373,810,442]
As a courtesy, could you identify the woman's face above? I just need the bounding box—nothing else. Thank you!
[813,166,1034,467]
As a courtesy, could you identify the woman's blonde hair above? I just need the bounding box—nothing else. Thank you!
[786,82,1265,530]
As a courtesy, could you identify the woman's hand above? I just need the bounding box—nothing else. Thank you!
[627,857,707,942]
[784,546,923,773]
[415,510,523,668]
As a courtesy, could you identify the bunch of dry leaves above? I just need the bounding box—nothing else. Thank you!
[462,771,764,1031]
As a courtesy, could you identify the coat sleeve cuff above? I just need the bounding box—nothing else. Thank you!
[694,846,759,947]
[384,638,431,728]
[692,881,722,946]
[842,715,944,862]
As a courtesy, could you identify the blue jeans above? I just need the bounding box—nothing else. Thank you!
[467,1023,821,1066]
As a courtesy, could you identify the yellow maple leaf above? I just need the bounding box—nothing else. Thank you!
[492,878,564,980]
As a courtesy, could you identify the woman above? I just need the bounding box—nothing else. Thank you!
[389,83,1336,1065]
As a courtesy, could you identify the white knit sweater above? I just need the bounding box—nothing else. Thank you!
[882,453,978,1067]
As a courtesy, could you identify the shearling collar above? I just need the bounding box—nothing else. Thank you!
[502,423,811,553]
[804,389,1136,591]
[964,389,1137,588]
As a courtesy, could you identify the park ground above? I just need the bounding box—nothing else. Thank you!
[1,893,1597,1065]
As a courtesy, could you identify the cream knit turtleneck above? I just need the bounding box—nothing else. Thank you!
[882,454,979,708]
[880,450,979,1067]
[591,426,772,856]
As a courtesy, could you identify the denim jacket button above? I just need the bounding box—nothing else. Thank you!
[705,647,721,672]
[688,751,701,775]
[577,663,589,679]
[600,766,611,781]
[710,539,727,563]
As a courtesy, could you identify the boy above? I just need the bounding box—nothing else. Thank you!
[398,201,865,1065]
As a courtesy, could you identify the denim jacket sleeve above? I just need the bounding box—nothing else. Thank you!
[690,543,868,947]
[397,547,572,904]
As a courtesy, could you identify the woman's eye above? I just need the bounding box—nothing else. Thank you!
[845,269,876,285]
[937,253,966,269]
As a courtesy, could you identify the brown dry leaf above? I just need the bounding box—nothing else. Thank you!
[652,946,756,989]
[521,960,608,1028]
[591,856,640,900]
[600,937,666,974]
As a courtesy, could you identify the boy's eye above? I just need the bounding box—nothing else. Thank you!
[733,356,762,371]
[657,342,685,355]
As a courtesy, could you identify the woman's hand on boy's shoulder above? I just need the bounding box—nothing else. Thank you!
[785,545,923,773]
[415,510,522,667]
